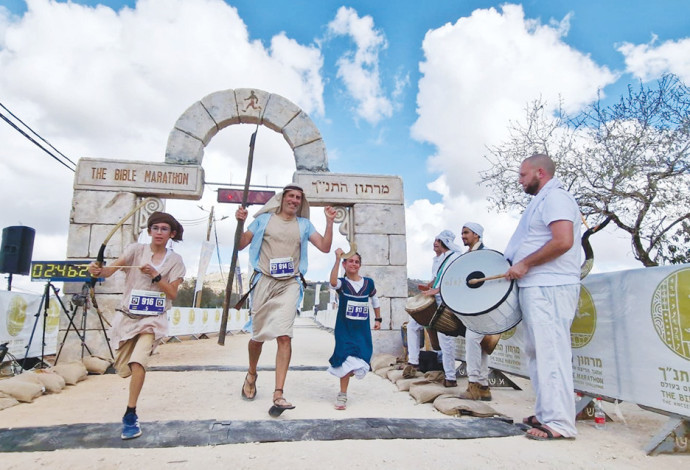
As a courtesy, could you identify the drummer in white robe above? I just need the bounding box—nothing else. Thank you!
[456,222,495,401]
[408,230,463,387]
[504,153,581,441]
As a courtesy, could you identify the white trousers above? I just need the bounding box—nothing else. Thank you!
[406,318,423,365]
[520,284,579,438]
[465,329,489,385]
[437,331,458,381]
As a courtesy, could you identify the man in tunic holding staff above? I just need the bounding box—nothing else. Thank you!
[235,184,336,416]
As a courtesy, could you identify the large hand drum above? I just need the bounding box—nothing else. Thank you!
[404,293,436,326]
[439,249,522,335]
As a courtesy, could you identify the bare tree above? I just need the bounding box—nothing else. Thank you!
[481,74,690,266]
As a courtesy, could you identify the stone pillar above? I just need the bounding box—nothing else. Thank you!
[294,171,407,357]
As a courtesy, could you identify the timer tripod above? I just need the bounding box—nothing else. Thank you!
[54,282,114,364]
[21,280,72,370]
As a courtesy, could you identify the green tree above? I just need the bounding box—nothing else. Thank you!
[481,74,690,266]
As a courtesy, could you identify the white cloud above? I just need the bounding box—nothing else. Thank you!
[618,36,690,83]
[0,0,325,293]
[411,4,616,199]
[327,6,392,125]
[404,174,639,281]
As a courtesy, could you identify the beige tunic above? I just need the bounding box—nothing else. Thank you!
[252,215,301,341]
[109,243,186,349]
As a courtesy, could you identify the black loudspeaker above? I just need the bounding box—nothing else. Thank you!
[0,226,36,275]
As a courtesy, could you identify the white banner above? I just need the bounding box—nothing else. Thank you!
[0,290,59,359]
[166,306,250,338]
[194,240,215,295]
[455,263,690,418]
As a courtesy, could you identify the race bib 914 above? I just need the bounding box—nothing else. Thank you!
[270,257,295,278]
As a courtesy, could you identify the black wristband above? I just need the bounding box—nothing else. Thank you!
[151,274,162,284]
[375,317,382,322]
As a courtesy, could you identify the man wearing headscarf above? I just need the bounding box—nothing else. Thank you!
[404,230,462,386]
[456,222,499,401]
[504,154,581,441]
[235,184,336,416]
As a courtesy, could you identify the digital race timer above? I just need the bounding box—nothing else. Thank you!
[30,261,98,282]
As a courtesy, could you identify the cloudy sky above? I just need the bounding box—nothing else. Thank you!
[1,0,689,295]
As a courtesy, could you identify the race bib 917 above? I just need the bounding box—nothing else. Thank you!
[345,300,369,320]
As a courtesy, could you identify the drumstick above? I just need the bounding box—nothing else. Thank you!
[467,274,506,285]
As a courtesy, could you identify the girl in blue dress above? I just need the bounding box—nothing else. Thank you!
[327,248,381,410]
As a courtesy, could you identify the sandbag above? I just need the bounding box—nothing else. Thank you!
[433,394,504,418]
[14,370,64,394]
[0,391,20,410]
[386,369,405,383]
[423,370,445,383]
[370,354,397,372]
[83,356,112,375]
[33,369,66,393]
[374,365,395,378]
[0,377,44,402]
[408,381,448,404]
[13,371,43,386]
[395,377,426,391]
[53,362,88,385]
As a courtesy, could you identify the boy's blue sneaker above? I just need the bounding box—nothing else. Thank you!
[121,412,142,440]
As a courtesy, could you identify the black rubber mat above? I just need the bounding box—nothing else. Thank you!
[0,417,524,452]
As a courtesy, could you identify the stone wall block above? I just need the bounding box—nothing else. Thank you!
[354,204,406,235]
[235,88,270,124]
[173,101,218,145]
[71,191,136,225]
[88,225,134,259]
[66,224,91,258]
[293,139,328,171]
[200,89,240,129]
[360,266,408,298]
[389,234,408,266]
[356,234,389,265]
[390,297,409,330]
[165,128,204,164]
[282,111,321,148]
[261,94,301,132]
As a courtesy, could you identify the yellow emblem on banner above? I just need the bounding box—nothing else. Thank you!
[501,326,516,340]
[651,268,690,360]
[172,308,181,326]
[7,295,28,336]
[215,309,221,322]
[188,309,195,324]
[202,310,208,324]
[571,286,596,348]
[46,298,61,333]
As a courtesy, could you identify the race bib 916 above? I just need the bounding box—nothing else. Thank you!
[128,290,166,316]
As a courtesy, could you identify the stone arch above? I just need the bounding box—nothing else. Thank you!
[164,88,328,172]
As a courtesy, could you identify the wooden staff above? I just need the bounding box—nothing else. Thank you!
[467,274,506,285]
[218,126,258,345]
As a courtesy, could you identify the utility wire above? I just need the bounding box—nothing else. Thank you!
[0,103,76,172]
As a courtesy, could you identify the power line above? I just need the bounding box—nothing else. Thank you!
[0,102,76,172]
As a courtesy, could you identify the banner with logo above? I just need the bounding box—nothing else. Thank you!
[456,264,690,418]
[0,290,60,358]
[166,306,250,337]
